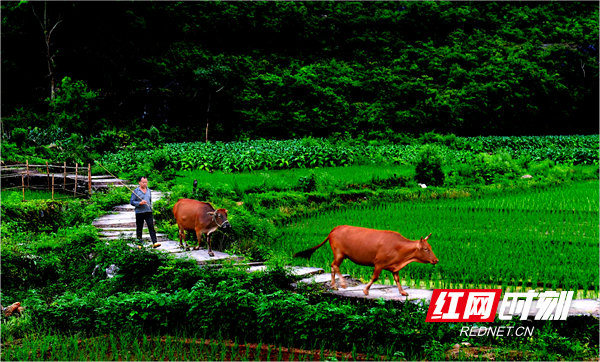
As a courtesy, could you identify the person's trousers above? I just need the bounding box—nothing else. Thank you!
[136,212,158,244]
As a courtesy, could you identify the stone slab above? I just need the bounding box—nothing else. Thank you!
[95,214,136,221]
[296,273,351,285]
[114,205,135,211]
[93,220,137,228]
[247,265,268,273]
[123,242,183,252]
[96,227,144,232]
[246,266,324,276]
[289,266,325,277]
[99,231,167,237]
[171,249,237,264]
[327,284,600,318]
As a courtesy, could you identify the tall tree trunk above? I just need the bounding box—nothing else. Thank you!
[206,93,211,143]
[33,2,61,101]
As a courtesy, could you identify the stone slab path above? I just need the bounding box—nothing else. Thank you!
[93,187,599,319]
[93,190,236,264]
[293,270,599,319]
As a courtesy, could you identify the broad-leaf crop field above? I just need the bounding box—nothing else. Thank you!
[99,135,600,173]
[279,181,599,297]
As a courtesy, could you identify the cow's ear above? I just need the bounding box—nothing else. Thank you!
[224,209,228,213]
[416,239,423,249]
[424,233,432,242]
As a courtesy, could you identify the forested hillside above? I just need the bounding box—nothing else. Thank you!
[1,1,598,142]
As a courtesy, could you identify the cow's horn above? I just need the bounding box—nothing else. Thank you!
[424,233,432,241]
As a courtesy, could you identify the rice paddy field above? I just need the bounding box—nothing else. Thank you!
[278,180,600,298]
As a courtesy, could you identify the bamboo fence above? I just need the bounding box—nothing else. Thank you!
[1,162,93,201]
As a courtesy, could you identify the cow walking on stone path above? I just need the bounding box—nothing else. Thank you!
[294,225,439,296]
[173,199,231,256]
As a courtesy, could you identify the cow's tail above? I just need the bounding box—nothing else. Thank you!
[293,236,330,259]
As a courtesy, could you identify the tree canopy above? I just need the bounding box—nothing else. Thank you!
[1,1,598,141]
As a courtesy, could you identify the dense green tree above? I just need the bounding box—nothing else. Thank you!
[1,1,598,142]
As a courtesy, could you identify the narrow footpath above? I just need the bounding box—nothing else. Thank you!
[92,183,599,319]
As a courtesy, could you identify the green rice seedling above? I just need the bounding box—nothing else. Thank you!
[266,343,272,361]
[242,342,251,361]
[166,336,175,362]
[289,343,295,362]
[142,334,151,360]
[208,339,219,360]
[92,338,107,360]
[39,336,52,361]
[108,333,118,361]
[351,344,358,361]
[158,336,169,361]
[188,340,199,361]
[220,339,228,361]
[255,342,262,361]
[229,338,238,361]
[119,333,130,361]
[48,335,60,360]
[63,335,74,360]
[319,343,325,361]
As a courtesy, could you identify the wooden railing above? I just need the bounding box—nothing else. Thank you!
[1,161,92,201]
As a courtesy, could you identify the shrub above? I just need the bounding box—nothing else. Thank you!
[90,128,120,154]
[12,128,28,148]
[448,150,523,185]
[298,172,317,192]
[151,147,171,172]
[415,144,445,186]
[528,159,555,177]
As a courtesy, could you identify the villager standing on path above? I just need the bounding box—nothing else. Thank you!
[130,176,160,248]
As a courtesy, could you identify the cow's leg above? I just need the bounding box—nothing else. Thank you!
[183,230,191,251]
[206,232,214,257]
[363,266,383,296]
[330,255,347,290]
[193,229,202,251]
[178,226,188,250]
[393,271,408,296]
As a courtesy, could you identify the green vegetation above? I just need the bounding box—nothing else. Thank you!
[2,2,598,142]
[98,135,599,176]
[2,264,598,361]
[1,189,56,202]
[1,153,598,360]
[1,1,598,359]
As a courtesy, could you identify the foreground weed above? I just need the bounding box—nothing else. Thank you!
[209,339,219,360]
[220,339,228,361]
[243,341,251,361]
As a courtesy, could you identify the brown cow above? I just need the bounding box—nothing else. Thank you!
[173,199,231,256]
[294,225,439,296]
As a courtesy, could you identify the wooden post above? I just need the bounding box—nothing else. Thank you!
[63,162,66,191]
[46,161,50,190]
[22,174,25,202]
[88,163,92,195]
[26,160,29,188]
[74,163,78,197]
[52,174,55,200]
